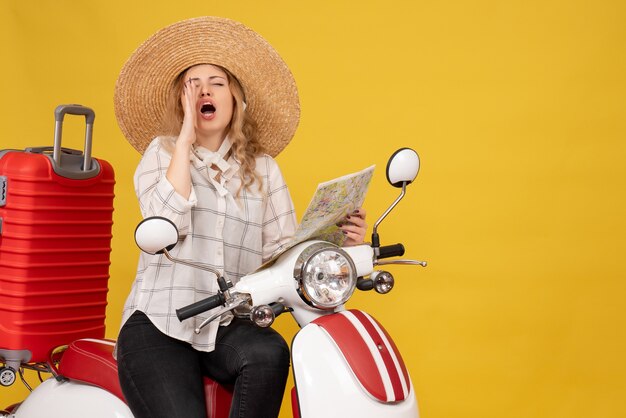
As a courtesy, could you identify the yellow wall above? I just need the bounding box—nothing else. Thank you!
[2,0,625,417]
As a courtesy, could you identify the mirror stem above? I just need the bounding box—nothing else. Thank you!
[372,182,407,256]
[163,249,222,278]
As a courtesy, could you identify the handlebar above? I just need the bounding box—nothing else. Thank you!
[377,243,405,259]
[176,294,226,321]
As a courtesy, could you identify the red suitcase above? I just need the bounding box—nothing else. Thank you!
[0,105,115,373]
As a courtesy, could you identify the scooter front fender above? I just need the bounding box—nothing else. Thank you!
[13,378,133,418]
[291,309,419,418]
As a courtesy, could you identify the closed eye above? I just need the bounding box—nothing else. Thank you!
[209,76,227,86]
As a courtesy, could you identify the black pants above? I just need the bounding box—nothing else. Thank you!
[116,310,290,418]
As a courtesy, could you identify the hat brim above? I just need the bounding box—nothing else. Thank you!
[114,16,300,157]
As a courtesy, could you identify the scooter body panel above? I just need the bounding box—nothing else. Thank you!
[13,378,133,418]
[292,311,419,418]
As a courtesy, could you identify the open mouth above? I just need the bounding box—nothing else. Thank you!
[200,103,216,115]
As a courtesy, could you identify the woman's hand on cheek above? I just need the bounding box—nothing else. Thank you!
[178,79,198,147]
[339,208,367,246]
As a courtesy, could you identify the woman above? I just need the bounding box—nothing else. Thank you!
[113,17,367,418]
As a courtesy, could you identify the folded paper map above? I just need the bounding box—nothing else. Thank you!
[293,164,375,246]
[259,165,375,269]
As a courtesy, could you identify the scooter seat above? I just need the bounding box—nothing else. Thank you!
[57,338,234,417]
[57,338,125,401]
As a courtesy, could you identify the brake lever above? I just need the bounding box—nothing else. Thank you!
[375,259,427,267]
[194,294,251,334]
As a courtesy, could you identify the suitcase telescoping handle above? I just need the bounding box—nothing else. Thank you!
[53,104,96,172]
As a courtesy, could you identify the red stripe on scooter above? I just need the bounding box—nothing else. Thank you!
[366,313,411,392]
[350,310,407,400]
[314,313,388,401]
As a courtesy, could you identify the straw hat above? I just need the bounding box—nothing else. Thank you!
[114,16,300,156]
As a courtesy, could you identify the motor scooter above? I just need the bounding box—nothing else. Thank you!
[1,148,426,418]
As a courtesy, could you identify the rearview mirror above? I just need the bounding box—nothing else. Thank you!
[372,147,421,252]
[386,148,420,188]
[134,216,179,255]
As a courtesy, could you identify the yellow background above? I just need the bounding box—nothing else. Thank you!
[1,0,625,417]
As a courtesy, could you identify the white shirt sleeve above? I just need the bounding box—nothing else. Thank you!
[133,138,198,237]
[260,156,297,261]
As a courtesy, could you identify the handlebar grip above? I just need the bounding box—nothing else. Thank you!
[378,243,405,259]
[176,294,225,321]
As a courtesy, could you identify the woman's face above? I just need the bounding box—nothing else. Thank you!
[184,64,235,141]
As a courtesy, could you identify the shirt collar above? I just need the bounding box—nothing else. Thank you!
[192,137,232,165]
[191,137,238,196]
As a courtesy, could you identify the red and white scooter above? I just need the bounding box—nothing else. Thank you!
[2,148,425,418]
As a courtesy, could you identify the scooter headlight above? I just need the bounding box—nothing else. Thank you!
[294,243,357,309]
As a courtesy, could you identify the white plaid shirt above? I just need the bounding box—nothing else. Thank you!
[120,137,297,352]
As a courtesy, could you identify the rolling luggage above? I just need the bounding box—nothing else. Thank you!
[0,105,115,373]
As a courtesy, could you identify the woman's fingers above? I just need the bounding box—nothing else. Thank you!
[179,80,198,143]
[351,208,366,219]
[339,207,367,246]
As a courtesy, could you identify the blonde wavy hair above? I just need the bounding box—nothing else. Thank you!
[160,64,264,194]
